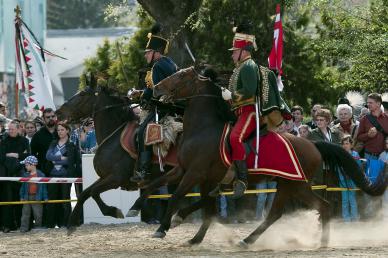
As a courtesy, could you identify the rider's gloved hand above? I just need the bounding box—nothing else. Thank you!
[221,87,232,101]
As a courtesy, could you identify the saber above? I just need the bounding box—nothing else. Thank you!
[254,96,260,169]
[155,106,164,172]
[184,42,196,63]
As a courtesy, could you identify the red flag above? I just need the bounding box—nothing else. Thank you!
[268,4,284,91]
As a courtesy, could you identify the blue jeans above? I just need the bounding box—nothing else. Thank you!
[339,173,359,222]
[219,195,228,218]
[255,181,277,220]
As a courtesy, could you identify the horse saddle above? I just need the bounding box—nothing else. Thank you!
[220,123,307,181]
[120,121,179,167]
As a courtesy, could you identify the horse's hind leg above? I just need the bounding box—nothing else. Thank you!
[127,166,183,217]
[89,174,124,218]
[153,171,201,238]
[67,178,102,234]
[296,184,331,247]
[241,180,288,247]
[188,183,217,245]
[171,198,203,228]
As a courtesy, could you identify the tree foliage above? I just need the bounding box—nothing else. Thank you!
[312,0,388,94]
[80,0,388,110]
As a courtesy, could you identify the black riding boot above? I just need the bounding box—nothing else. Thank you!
[130,151,152,183]
[232,160,248,199]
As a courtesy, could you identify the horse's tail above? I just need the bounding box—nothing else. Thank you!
[314,141,386,196]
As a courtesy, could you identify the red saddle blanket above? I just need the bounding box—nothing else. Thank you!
[120,122,179,167]
[220,124,307,181]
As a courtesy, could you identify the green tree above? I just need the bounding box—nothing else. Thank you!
[81,0,341,110]
[312,0,388,94]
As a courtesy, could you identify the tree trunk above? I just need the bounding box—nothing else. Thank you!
[137,0,203,67]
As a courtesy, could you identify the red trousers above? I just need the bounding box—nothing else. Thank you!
[230,105,256,161]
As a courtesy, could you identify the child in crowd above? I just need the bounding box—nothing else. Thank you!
[339,135,360,222]
[379,137,388,220]
[298,124,310,138]
[19,155,48,232]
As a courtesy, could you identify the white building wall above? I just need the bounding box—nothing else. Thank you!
[45,27,136,106]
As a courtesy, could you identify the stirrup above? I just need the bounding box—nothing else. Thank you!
[231,180,247,199]
[208,185,221,197]
[130,170,145,183]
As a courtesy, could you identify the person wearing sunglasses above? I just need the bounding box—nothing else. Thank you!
[31,108,58,177]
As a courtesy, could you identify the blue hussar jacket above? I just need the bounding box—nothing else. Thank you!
[142,56,178,100]
[19,169,49,201]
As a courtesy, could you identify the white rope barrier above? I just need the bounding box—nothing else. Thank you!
[0,177,82,184]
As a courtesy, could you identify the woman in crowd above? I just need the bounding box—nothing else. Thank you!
[24,120,37,144]
[46,121,78,228]
[332,104,363,152]
[308,109,341,144]
[308,109,342,217]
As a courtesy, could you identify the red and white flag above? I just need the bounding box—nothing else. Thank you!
[268,4,284,91]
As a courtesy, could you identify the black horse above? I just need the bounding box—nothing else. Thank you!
[152,66,387,247]
[56,82,185,234]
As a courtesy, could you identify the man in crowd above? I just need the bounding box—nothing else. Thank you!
[31,108,58,176]
[357,93,388,219]
[306,104,322,130]
[291,106,304,134]
[0,121,30,232]
[30,108,58,227]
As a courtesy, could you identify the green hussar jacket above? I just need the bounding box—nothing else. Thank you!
[229,57,290,118]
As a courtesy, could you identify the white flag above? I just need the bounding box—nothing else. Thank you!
[16,22,55,111]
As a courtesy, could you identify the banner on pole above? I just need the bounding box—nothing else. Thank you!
[15,18,55,111]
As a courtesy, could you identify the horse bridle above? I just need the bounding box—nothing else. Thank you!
[166,67,221,102]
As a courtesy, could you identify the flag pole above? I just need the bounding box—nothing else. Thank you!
[14,5,21,118]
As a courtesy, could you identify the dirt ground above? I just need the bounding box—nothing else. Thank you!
[1,211,387,257]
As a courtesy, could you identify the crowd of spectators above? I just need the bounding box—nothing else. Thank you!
[0,105,96,233]
[217,92,388,224]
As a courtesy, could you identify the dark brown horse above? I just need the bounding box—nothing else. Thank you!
[56,82,186,234]
[152,67,387,247]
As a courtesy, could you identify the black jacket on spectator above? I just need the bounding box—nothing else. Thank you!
[0,135,30,176]
[31,127,58,176]
[0,135,29,231]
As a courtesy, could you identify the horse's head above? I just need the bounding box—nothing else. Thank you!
[153,66,208,101]
[56,86,98,122]
[56,72,103,122]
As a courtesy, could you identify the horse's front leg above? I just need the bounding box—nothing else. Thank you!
[89,174,124,219]
[152,170,201,238]
[127,166,183,217]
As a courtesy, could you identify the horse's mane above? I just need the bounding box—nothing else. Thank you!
[200,67,236,123]
[100,88,137,123]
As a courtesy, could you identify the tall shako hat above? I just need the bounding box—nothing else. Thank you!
[229,22,257,51]
[145,23,169,55]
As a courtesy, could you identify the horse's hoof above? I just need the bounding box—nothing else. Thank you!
[126,209,140,217]
[67,226,77,236]
[170,215,183,229]
[152,231,166,238]
[237,240,249,249]
[116,209,125,219]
